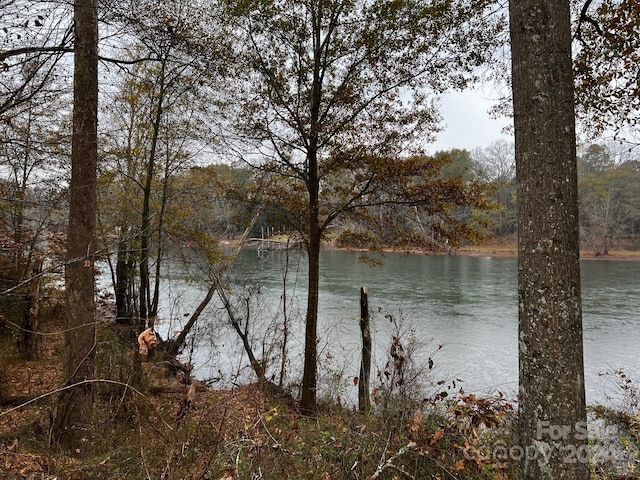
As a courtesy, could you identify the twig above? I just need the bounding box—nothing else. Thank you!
[369,441,417,479]
[0,379,174,431]
[137,404,152,480]
[258,415,299,456]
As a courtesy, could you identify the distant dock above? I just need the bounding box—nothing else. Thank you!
[246,237,303,251]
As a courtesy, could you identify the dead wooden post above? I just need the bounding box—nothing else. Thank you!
[359,286,372,413]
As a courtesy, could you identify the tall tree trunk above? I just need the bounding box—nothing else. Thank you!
[53,0,98,455]
[300,227,320,413]
[300,144,321,413]
[139,57,167,327]
[300,2,324,414]
[358,287,371,414]
[150,163,171,321]
[510,1,589,478]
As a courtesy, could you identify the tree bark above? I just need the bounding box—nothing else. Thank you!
[509,1,589,478]
[139,56,167,328]
[53,0,98,456]
[358,287,371,414]
[115,232,136,323]
[299,3,324,413]
[300,225,320,413]
[21,257,42,361]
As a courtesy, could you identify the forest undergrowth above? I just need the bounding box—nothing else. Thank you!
[0,296,639,480]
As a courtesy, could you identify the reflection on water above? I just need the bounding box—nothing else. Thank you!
[149,249,640,407]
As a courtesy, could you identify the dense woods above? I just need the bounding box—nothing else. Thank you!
[1,0,640,478]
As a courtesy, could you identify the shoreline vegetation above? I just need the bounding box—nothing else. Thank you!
[246,234,640,261]
[1,237,639,479]
[457,243,640,261]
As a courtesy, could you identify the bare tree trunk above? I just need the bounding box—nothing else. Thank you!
[217,285,265,384]
[21,257,42,361]
[358,287,371,414]
[139,56,167,328]
[300,222,320,413]
[278,242,292,389]
[164,277,218,357]
[300,6,324,412]
[114,232,136,323]
[510,1,589,478]
[149,164,171,321]
[53,0,98,456]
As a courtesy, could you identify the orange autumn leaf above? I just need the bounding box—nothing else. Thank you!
[219,467,236,480]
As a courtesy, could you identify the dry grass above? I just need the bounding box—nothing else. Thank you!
[0,312,519,480]
[2,239,639,479]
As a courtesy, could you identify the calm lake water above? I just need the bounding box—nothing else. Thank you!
[152,249,640,407]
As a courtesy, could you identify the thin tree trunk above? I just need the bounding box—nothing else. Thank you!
[139,56,167,328]
[53,0,98,455]
[114,233,133,323]
[21,257,42,361]
[358,287,371,414]
[217,285,265,383]
[149,171,168,321]
[510,1,589,478]
[278,241,291,389]
[300,216,320,413]
[300,3,324,413]
[164,276,218,357]
[163,210,260,356]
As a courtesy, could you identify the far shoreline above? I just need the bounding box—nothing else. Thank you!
[329,242,640,261]
[454,242,640,261]
[229,236,640,261]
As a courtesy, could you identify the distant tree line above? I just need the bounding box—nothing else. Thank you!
[470,140,640,254]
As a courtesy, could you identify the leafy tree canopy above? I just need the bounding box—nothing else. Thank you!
[223,0,504,411]
[574,0,640,139]
[225,0,504,246]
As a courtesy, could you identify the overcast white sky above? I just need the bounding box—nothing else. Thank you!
[427,87,513,154]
